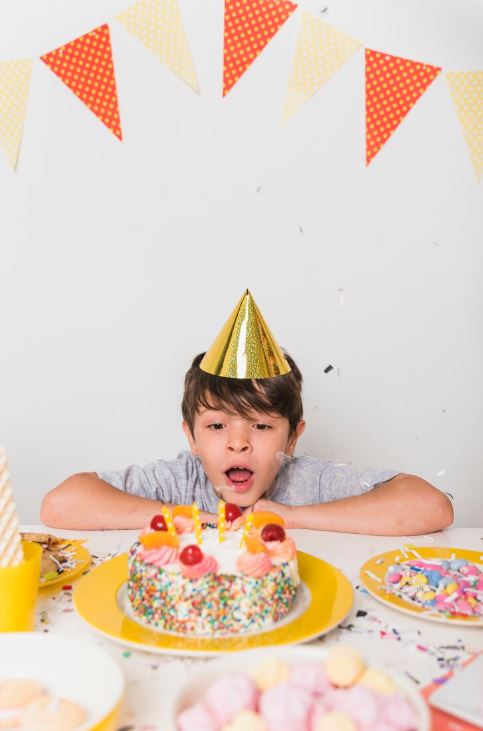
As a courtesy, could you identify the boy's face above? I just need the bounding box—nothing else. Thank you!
[182,407,305,508]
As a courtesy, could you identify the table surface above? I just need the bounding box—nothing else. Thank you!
[23,524,483,730]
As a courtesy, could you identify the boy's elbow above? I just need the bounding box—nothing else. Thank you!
[437,491,454,530]
[41,484,68,527]
[40,473,92,528]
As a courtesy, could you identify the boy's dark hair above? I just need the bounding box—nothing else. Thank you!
[182,352,303,437]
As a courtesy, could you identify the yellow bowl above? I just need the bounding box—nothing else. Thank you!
[0,633,125,731]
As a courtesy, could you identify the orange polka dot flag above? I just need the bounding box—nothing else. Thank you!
[223,0,297,97]
[40,24,122,140]
[365,48,441,165]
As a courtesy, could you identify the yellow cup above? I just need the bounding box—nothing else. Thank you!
[0,541,42,631]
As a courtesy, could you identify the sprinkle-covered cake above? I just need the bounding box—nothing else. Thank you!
[127,503,300,636]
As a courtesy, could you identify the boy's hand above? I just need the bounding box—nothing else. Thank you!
[251,499,295,529]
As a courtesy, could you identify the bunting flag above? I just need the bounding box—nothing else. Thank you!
[223,0,297,97]
[0,59,33,170]
[283,14,361,120]
[446,71,483,181]
[116,0,198,92]
[366,49,441,165]
[40,24,122,140]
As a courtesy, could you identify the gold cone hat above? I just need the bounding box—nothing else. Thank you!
[200,290,291,379]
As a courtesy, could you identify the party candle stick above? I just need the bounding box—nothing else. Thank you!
[218,500,226,543]
[161,506,177,538]
[0,448,24,568]
[191,503,202,545]
[240,513,254,547]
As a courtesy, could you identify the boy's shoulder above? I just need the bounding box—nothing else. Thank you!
[272,455,331,505]
[273,454,399,505]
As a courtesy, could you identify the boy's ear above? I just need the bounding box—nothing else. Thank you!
[182,420,199,455]
[286,419,306,455]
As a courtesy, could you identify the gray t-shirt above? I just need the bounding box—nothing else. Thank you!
[97,451,399,513]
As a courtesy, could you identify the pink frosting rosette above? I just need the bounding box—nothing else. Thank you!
[180,554,219,579]
[236,552,273,578]
[266,538,296,561]
[139,545,178,566]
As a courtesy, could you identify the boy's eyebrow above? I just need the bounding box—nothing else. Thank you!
[198,407,280,422]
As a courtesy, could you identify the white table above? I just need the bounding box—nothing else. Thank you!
[23,525,483,730]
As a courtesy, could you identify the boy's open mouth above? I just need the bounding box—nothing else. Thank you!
[224,466,254,493]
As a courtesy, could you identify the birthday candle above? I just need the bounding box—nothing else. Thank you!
[191,502,202,545]
[161,506,177,538]
[240,513,254,547]
[218,500,226,543]
[0,448,24,568]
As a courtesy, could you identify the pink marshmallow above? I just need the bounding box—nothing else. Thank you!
[388,572,402,583]
[206,674,258,726]
[177,702,219,731]
[334,686,380,728]
[260,681,313,731]
[459,564,479,577]
[290,663,331,696]
[381,693,420,730]
[309,701,330,731]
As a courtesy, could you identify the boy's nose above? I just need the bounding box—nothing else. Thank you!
[226,428,251,453]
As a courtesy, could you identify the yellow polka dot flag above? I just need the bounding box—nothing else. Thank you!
[0,59,33,170]
[223,0,297,97]
[446,71,483,181]
[283,14,361,120]
[366,49,441,165]
[41,24,122,140]
[116,0,198,92]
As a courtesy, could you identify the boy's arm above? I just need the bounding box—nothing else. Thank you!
[40,473,215,530]
[253,474,454,535]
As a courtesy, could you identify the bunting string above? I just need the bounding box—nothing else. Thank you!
[0,0,480,180]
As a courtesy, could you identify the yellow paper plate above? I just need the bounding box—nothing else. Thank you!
[39,542,91,589]
[0,633,124,731]
[74,551,354,655]
[360,545,483,627]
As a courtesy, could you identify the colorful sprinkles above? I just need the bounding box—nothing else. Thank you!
[384,558,483,617]
[127,523,299,636]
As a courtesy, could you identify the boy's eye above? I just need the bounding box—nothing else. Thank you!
[208,423,225,430]
[254,423,271,430]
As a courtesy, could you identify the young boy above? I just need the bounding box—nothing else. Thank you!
[41,293,453,535]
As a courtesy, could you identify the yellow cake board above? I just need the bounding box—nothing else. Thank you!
[73,551,354,655]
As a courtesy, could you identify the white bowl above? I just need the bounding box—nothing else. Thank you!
[170,645,430,731]
[0,633,125,731]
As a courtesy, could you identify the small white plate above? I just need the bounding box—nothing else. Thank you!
[169,645,430,731]
[0,633,125,731]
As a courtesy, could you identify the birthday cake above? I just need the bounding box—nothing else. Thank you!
[127,503,300,636]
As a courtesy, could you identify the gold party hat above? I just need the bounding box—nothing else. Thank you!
[200,290,290,379]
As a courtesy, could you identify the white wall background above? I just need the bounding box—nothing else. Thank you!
[1,0,482,526]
